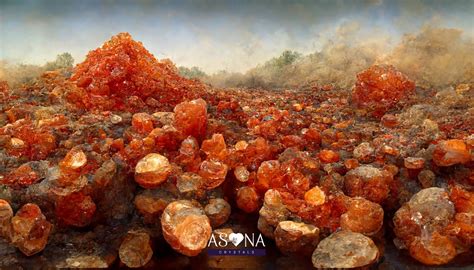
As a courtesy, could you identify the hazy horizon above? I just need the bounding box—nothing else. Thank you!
[1,0,473,74]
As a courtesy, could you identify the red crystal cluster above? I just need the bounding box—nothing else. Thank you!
[69,33,205,112]
[352,65,416,117]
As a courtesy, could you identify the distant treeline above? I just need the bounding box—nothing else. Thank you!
[179,27,474,90]
[0,53,74,87]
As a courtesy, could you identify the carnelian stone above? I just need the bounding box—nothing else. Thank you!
[198,159,228,189]
[132,113,154,134]
[201,133,228,161]
[174,99,208,141]
[352,65,415,117]
[319,150,340,163]
[236,186,260,213]
[55,192,96,227]
[256,160,284,192]
[135,153,173,188]
[3,164,39,188]
[432,139,470,167]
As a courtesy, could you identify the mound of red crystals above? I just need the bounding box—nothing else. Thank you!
[352,65,415,117]
[69,33,205,112]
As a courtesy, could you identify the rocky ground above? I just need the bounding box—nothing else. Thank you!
[0,33,472,269]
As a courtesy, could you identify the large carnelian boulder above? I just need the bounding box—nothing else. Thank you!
[352,65,415,117]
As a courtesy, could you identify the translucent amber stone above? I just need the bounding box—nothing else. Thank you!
[340,197,384,235]
[161,200,211,256]
[198,159,228,189]
[449,185,474,213]
[344,165,392,203]
[3,164,39,188]
[301,128,321,149]
[7,137,27,157]
[404,157,425,169]
[381,113,398,127]
[132,113,154,134]
[135,153,172,188]
[119,230,153,268]
[236,186,260,213]
[201,133,228,160]
[418,170,435,188]
[176,136,200,165]
[432,139,470,166]
[318,150,339,163]
[234,166,250,182]
[134,190,172,223]
[312,230,379,268]
[408,232,456,265]
[173,99,207,141]
[444,212,474,246]
[55,192,96,227]
[59,147,87,171]
[259,189,289,228]
[344,158,359,170]
[256,160,284,192]
[234,140,249,151]
[285,168,310,196]
[0,199,13,238]
[393,187,456,262]
[352,65,415,117]
[304,186,326,206]
[176,172,204,198]
[10,203,52,256]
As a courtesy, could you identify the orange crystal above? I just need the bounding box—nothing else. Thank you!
[135,153,173,188]
[352,65,415,117]
[55,192,96,227]
[10,204,52,256]
[256,160,284,192]
[198,159,228,189]
[318,150,340,163]
[173,99,208,141]
[236,186,260,213]
[432,139,470,167]
[132,113,154,134]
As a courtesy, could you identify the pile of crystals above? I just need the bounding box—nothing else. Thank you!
[0,33,472,269]
[352,65,416,118]
[69,33,205,112]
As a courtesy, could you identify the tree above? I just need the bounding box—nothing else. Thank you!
[178,66,207,79]
[44,53,74,71]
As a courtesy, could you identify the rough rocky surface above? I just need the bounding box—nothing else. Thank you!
[311,230,379,268]
[0,33,472,268]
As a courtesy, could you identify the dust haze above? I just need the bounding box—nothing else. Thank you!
[1,0,473,90]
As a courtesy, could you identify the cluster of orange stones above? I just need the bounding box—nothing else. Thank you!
[0,33,472,268]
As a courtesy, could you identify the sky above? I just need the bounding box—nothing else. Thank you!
[1,0,473,73]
